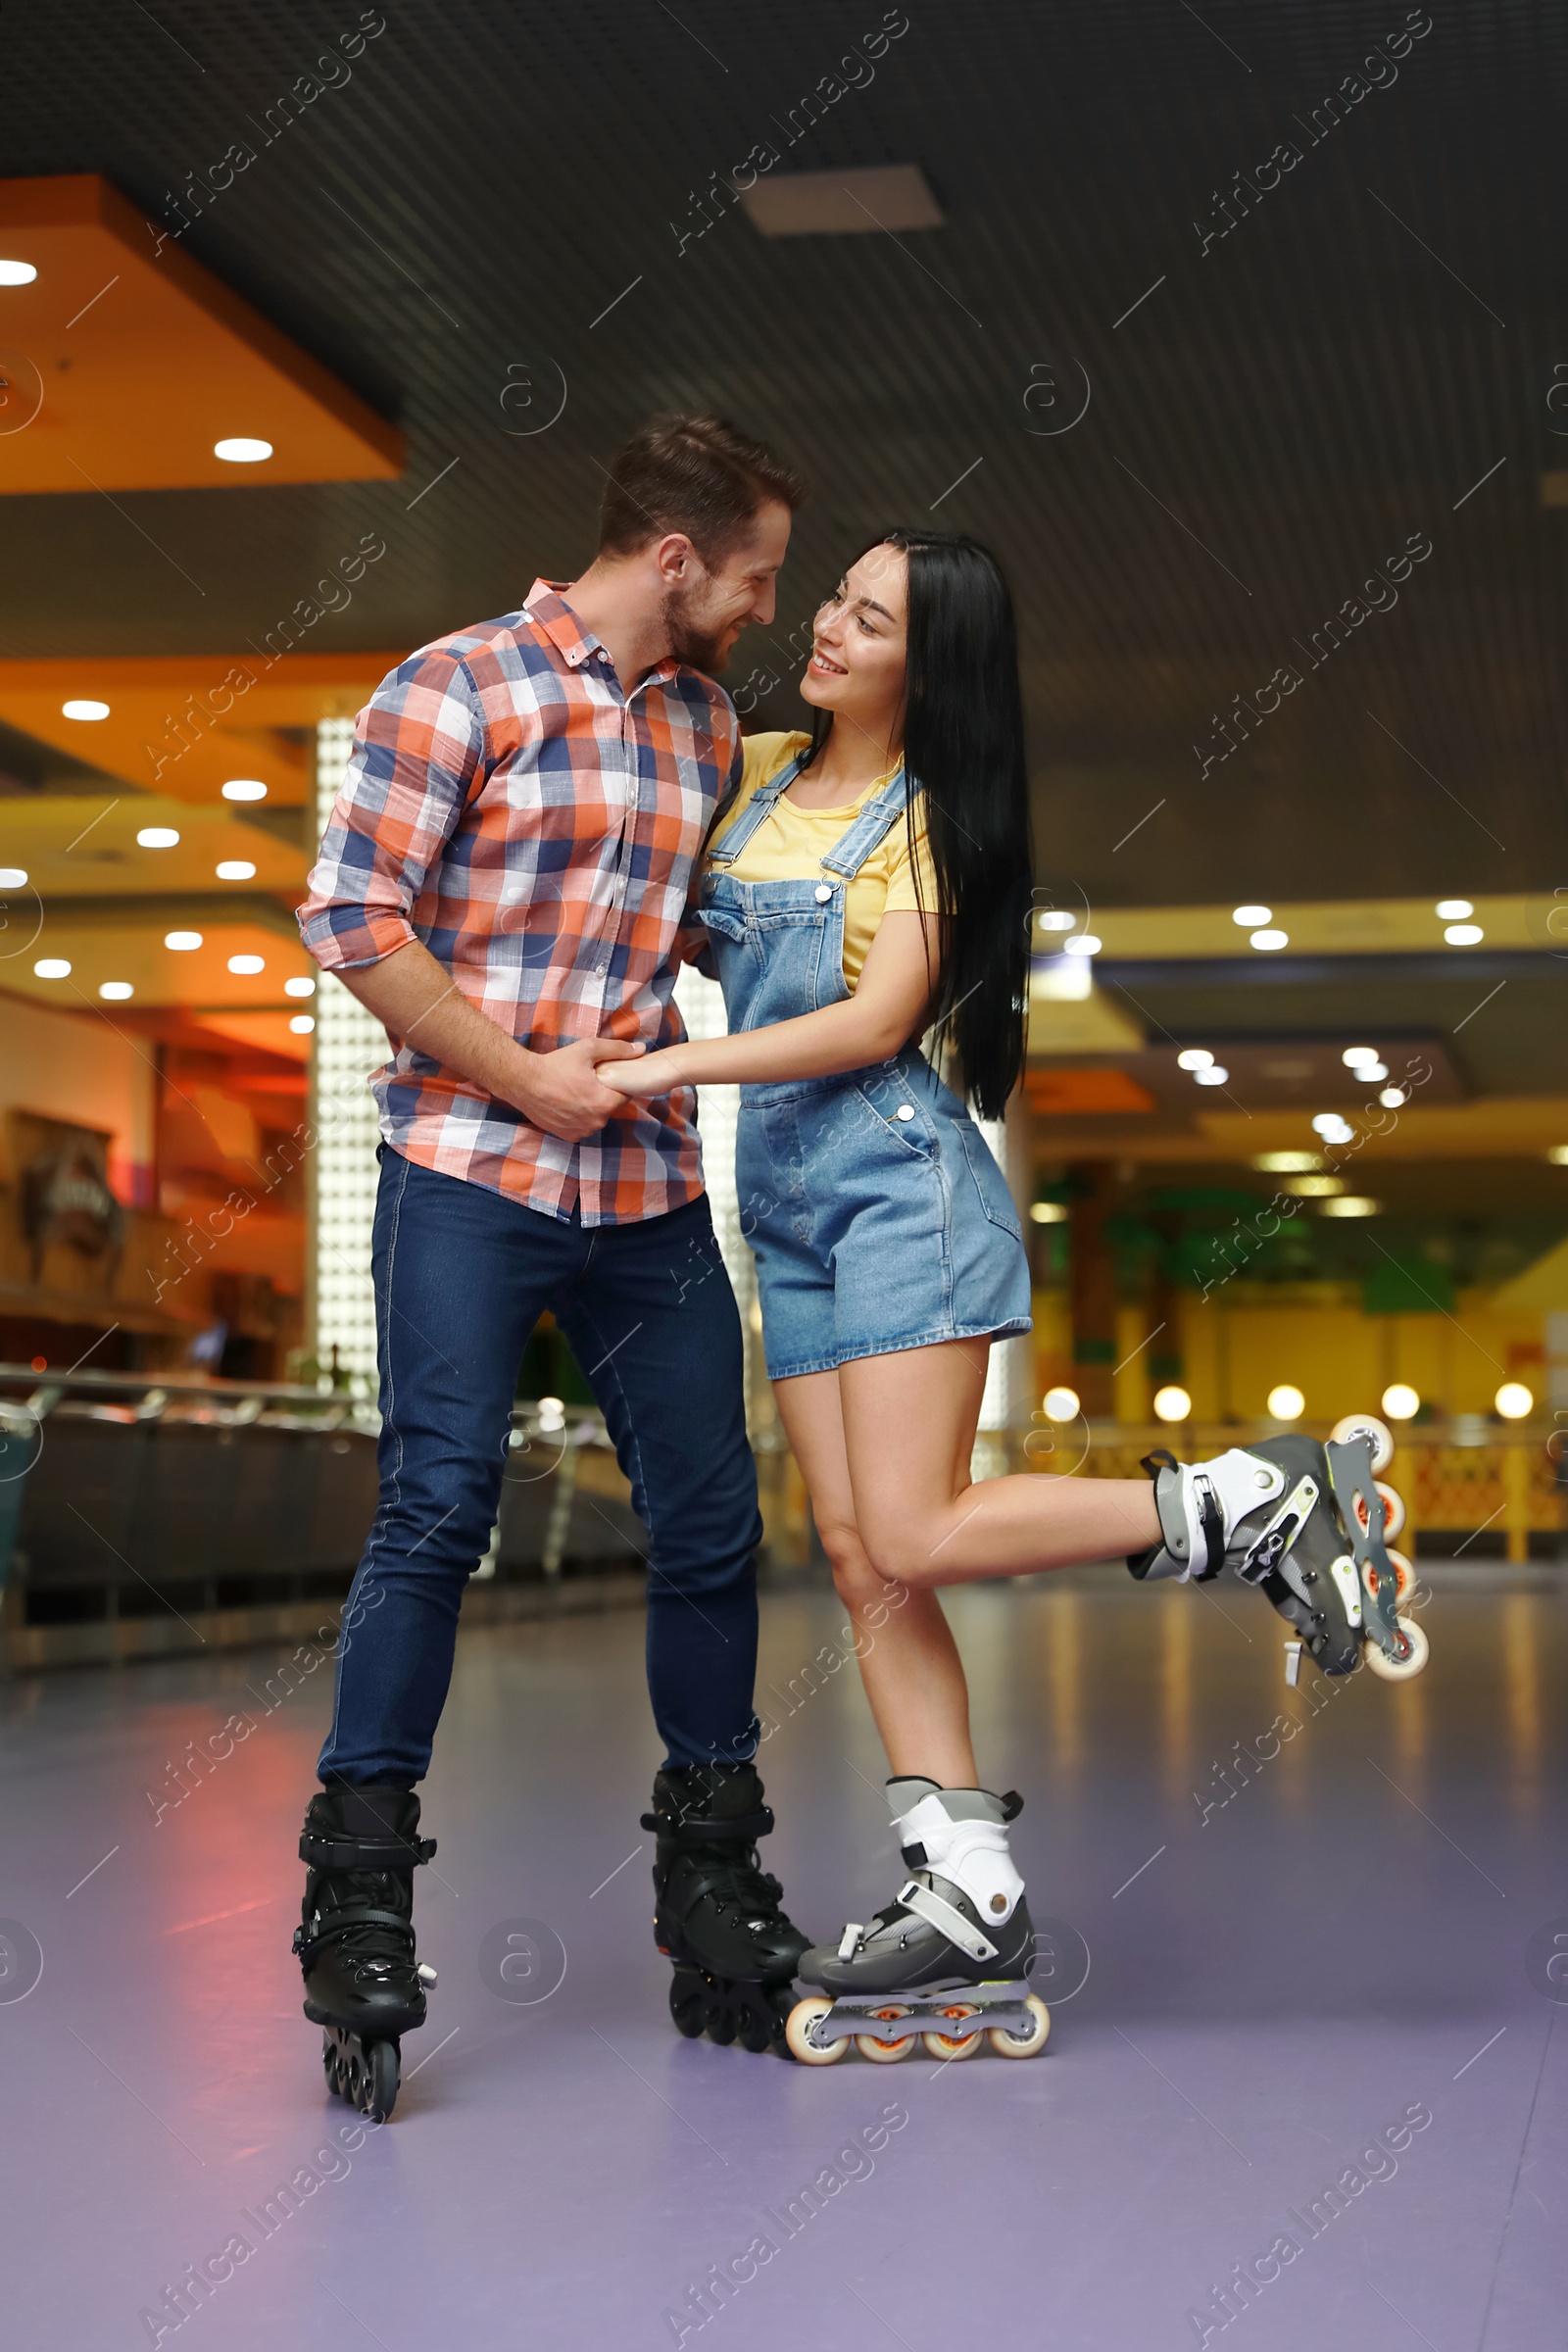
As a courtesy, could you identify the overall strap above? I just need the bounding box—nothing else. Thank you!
[706,753,805,866]
[817,769,917,880]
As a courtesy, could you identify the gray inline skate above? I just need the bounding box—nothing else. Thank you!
[1129,1412,1426,1685]
[785,1780,1051,2064]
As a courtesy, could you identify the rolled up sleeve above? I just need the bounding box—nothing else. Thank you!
[298,646,487,971]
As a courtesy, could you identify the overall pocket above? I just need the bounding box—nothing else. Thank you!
[954,1118,1023,1238]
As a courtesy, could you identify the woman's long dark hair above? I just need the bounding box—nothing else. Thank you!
[799,528,1033,1119]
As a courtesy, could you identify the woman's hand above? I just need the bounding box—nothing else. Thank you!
[600,1047,690,1100]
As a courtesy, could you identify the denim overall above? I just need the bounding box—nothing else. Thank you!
[701,754,1032,1382]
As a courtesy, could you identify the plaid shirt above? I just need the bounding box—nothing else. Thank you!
[299,582,741,1223]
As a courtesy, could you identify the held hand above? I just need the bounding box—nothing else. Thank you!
[510,1036,646,1140]
[599,1048,689,1101]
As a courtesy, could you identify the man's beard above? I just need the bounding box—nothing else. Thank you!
[662,583,731,674]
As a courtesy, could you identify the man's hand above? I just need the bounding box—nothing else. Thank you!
[511,1036,647,1140]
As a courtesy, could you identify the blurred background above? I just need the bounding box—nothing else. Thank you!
[3,1,1566,1672]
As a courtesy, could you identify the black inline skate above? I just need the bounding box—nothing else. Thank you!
[644,1761,808,2056]
[785,1780,1052,2065]
[1129,1413,1426,1685]
[293,1784,437,2122]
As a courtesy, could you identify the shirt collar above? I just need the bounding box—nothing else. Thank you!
[521,578,681,687]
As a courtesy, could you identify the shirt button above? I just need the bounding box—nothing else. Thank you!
[896,1104,915,1122]
[814,883,833,903]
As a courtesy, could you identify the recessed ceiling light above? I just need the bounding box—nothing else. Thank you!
[1435,898,1472,919]
[1195,1065,1229,1086]
[1342,1046,1380,1068]
[1358,1059,1389,1083]
[0,259,38,285]
[216,859,256,880]
[1250,928,1289,952]
[34,956,71,978]
[1445,923,1484,946]
[1176,1049,1214,1070]
[136,825,179,849]
[284,974,317,999]
[1036,909,1077,932]
[221,778,268,801]
[1232,904,1271,926]
[1312,1112,1354,1142]
[62,698,109,720]
[165,929,203,952]
[0,865,27,888]
[227,953,266,975]
[99,980,134,1000]
[1379,1086,1407,1108]
[1319,1195,1380,1218]
[1283,1175,1345,1197]
[289,1013,317,1035]
[1061,933,1102,956]
[1253,1152,1320,1172]
[740,164,944,237]
[215,437,273,463]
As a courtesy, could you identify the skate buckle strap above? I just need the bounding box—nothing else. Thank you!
[1191,1474,1226,1581]
[898,1880,999,1965]
[299,1832,436,1872]
[292,1904,415,1967]
[837,1921,865,1962]
[639,1806,774,1845]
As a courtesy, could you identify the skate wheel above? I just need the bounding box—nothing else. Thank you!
[737,1996,782,2057]
[321,2034,343,2095]
[361,2038,400,2123]
[1364,1546,1418,1614]
[855,2005,914,2063]
[702,1997,737,2047]
[784,1995,849,2066]
[1351,1480,1405,1543]
[989,1995,1052,2059]
[668,1973,706,2039]
[922,2003,983,2060]
[1330,1413,1395,1475]
[1364,1612,1429,1683]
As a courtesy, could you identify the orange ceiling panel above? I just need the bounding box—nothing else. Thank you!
[0,649,407,804]
[1024,1068,1157,1116]
[0,173,404,491]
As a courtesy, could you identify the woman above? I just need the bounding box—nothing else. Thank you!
[607,529,1408,2040]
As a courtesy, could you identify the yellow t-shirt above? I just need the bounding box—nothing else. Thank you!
[707,731,936,989]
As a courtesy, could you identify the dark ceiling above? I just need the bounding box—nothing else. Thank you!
[3,0,1566,912]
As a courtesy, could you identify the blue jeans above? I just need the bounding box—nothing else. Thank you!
[319,1150,762,1787]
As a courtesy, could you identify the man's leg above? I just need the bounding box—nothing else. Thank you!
[556,1192,808,2050]
[318,1150,581,1787]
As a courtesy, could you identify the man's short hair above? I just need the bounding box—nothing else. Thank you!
[597,414,807,567]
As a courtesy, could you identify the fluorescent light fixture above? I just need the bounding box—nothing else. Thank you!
[1033,955,1092,1001]
[284,974,317,999]
[1445,923,1484,946]
[136,826,179,849]
[165,929,202,951]
[62,697,109,720]
[99,980,134,1000]
[1253,1152,1320,1172]
[1434,898,1472,919]
[1283,1175,1344,1197]
[1342,1046,1380,1068]
[33,956,71,978]
[1176,1049,1213,1071]
[1037,909,1077,932]
[740,164,944,237]
[227,953,265,975]
[1194,1065,1229,1086]
[0,258,38,285]
[1319,1195,1379,1217]
[1250,928,1289,951]
[1061,933,1102,956]
[216,859,256,880]
[221,778,268,801]
[215,436,272,463]
[1232,904,1271,926]
[0,866,27,888]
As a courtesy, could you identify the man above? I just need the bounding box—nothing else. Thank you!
[293,416,810,2112]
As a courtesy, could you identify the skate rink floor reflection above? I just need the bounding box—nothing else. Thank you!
[3,1561,1565,2352]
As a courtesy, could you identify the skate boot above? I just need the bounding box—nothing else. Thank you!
[785,1781,1052,2065]
[643,1761,809,2056]
[293,1784,438,2122]
[1128,1414,1427,1686]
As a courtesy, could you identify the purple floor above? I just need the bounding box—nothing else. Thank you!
[3,1562,1564,2351]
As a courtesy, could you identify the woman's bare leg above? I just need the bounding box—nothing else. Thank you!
[772,1368,978,1785]
[837,1338,1162,1591]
